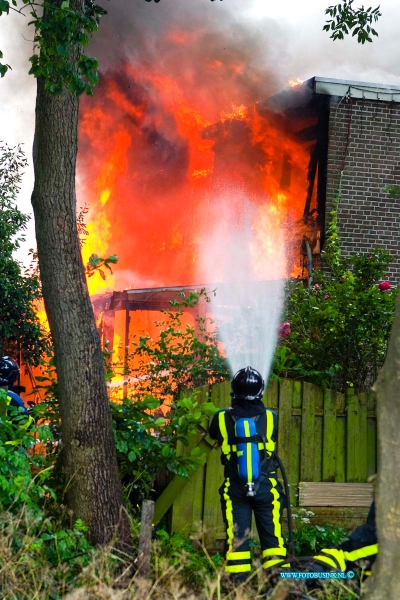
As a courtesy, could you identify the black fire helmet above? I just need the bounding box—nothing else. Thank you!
[0,356,19,387]
[231,366,265,401]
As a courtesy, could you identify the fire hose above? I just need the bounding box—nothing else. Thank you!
[275,452,294,556]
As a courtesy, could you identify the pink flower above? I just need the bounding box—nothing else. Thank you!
[278,322,291,338]
[314,284,321,289]
[378,281,391,291]
[324,295,330,301]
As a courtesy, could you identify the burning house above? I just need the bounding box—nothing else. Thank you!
[87,75,400,373]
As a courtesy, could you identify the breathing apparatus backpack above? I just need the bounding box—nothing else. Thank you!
[231,412,268,497]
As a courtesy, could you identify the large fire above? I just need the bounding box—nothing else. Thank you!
[79,60,314,294]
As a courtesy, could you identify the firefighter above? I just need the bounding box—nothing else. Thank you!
[312,500,378,576]
[0,356,33,430]
[209,366,288,583]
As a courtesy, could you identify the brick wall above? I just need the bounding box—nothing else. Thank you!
[326,96,400,283]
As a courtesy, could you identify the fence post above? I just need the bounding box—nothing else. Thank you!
[138,499,154,577]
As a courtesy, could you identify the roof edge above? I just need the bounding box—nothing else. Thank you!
[310,76,400,100]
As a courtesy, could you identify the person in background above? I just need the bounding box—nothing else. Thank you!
[209,366,287,584]
[0,356,33,430]
[312,500,378,576]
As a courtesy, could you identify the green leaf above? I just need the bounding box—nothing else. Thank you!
[74,518,88,532]
[0,0,9,15]
[56,45,70,58]
[88,254,101,268]
[142,395,161,409]
[116,440,128,453]
[0,62,10,77]
[161,445,171,458]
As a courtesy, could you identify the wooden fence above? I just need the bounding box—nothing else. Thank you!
[154,379,377,549]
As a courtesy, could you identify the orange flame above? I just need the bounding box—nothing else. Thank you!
[288,77,304,88]
[220,104,247,122]
[77,54,315,291]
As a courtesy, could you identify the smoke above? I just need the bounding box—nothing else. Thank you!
[90,0,286,120]
[0,10,36,261]
[271,2,400,86]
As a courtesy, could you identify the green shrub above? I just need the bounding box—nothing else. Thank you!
[0,391,55,515]
[0,402,95,599]
[112,391,216,504]
[273,247,397,392]
[154,528,224,592]
[0,142,50,363]
[31,332,220,509]
[127,289,229,403]
[106,290,228,505]
[289,509,349,556]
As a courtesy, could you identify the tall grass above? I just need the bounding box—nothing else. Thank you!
[0,510,364,600]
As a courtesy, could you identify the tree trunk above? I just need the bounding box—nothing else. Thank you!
[364,289,400,599]
[30,1,130,548]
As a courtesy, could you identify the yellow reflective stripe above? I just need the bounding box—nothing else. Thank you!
[269,477,285,548]
[263,558,287,569]
[265,411,275,454]
[320,549,346,571]
[225,564,251,573]
[262,547,287,558]
[313,555,338,570]
[223,479,234,555]
[19,415,34,430]
[244,420,252,483]
[344,544,378,562]
[5,395,12,407]
[219,412,231,459]
[227,551,251,560]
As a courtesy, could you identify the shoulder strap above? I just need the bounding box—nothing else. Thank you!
[265,409,277,455]
[230,412,266,445]
[230,412,262,425]
[218,410,232,459]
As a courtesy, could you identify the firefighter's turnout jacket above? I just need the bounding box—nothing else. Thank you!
[209,405,287,575]
[313,501,378,576]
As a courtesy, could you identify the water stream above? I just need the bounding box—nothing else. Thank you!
[199,194,286,382]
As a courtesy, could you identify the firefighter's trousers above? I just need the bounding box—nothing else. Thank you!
[220,474,287,574]
[313,502,378,575]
